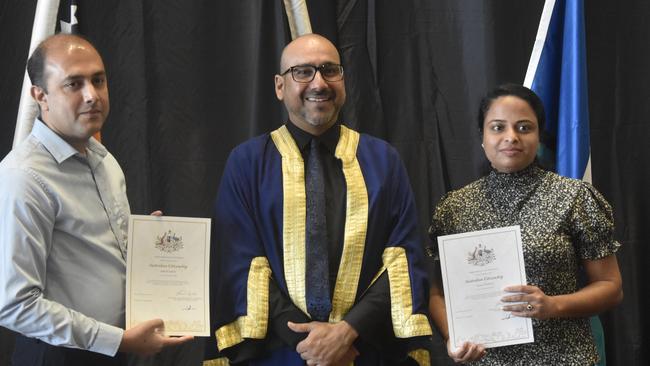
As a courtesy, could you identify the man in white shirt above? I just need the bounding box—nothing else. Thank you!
[0,33,191,366]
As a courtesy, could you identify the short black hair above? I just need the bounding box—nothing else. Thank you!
[477,83,546,134]
[27,43,48,92]
[26,33,97,93]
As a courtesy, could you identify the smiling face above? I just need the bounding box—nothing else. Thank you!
[482,96,540,173]
[274,34,346,136]
[31,37,109,153]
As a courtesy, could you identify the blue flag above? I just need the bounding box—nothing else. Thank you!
[524,2,604,364]
[524,0,590,180]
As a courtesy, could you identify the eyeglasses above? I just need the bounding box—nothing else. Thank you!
[280,64,344,83]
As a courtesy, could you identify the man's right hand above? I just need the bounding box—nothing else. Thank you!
[118,319,193,356]
[289,320,359,365]
[446,339,486,364]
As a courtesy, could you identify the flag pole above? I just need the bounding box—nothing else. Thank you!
[283,0,312,39]
[523,0,556,88]
[12,0,61,148]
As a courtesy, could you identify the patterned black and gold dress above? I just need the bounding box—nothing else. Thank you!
[429,164,620,365]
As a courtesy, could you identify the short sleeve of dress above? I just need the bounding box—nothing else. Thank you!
[569,182,621,260]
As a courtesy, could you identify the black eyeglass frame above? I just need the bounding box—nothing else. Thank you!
[279,63,344,83]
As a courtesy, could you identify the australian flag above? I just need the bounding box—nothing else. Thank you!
[14,0,84,147]
[58,0,79,34]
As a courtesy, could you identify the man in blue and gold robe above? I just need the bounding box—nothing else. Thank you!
[208,34,432,366]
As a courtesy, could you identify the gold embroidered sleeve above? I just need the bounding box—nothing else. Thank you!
[203,358,230,366]
[215,257,271,351]
[408,349,431,366]
[383,247,433,338]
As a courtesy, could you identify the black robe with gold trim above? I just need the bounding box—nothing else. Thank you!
[208,125,432,365]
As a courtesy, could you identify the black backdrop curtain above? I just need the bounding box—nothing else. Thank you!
[0,1,648,365]
[586,1,650,364]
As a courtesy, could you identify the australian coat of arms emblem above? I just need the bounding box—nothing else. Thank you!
[155,230,184,253]
[467,243,495,266]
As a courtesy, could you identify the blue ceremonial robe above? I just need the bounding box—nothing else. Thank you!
[209,125,431,365]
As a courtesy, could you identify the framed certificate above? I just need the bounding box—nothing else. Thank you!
[126,215,211,336]
[437,225,534,349]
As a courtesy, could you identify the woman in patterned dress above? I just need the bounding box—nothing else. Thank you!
[428,84,623,365]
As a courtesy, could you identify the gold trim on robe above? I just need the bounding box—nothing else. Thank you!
[382,247,433,337]
[270,125,369,322]
[408,349,431,366]
[330,125,368,322]
[203,358,230,366]
[271,126,308,314]
[215,257,271,350]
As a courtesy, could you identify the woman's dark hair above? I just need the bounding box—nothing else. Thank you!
[477,83,546,134]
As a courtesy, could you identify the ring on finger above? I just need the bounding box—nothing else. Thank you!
[526,303,534,311]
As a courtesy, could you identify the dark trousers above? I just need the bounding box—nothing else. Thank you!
[12,335,126,366]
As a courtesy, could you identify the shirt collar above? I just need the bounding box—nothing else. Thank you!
[31,119,107,165]
[285,120,340,155]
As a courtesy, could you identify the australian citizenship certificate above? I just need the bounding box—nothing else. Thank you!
[437,225,534,349]
[126,215,211,336]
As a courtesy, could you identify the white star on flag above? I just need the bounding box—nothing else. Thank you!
[59,4,77,33]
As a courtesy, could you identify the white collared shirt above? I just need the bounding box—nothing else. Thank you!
[0,120,130,356]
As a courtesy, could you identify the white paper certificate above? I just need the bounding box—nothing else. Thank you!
[126,215,211,336]
[437,225,534,349]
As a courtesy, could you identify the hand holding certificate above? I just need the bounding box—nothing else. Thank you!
[437,225,534,349]
[126,215,211,336]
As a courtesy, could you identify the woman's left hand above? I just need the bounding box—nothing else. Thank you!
[501,285,559,320]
